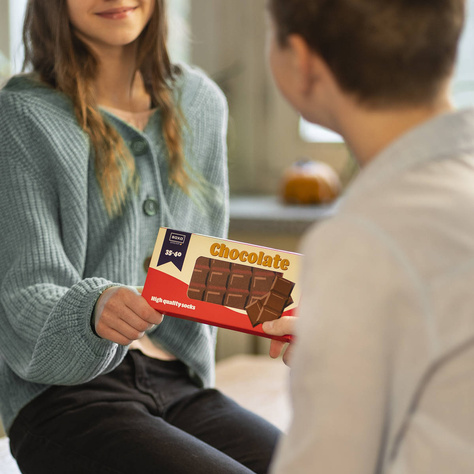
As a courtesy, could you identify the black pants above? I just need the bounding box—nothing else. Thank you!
[9,351,281,474]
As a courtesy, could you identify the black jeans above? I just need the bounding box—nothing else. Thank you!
[9,351,281,474]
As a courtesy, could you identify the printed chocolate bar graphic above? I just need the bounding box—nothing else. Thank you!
[187,257,294,326]
[246,276,295,327]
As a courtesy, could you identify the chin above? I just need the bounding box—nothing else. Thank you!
[98,25,143,46]
[301,111,339,135]
[105,34,141,48]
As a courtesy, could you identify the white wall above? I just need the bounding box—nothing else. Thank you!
[0,0,10,78]
[453,0,474,107]
[9,0,27,72]
[0,0,27,76]
[190,0,352,195]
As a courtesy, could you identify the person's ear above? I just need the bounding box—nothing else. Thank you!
[286,34,319,95]
[287,34,330,97]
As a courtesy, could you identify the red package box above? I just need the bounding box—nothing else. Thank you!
[142,227,302,342]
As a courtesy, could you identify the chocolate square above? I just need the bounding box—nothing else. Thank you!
[210,259,231,270]
[228,272,251,290]
[192,268,209,285]
[208,270,229,287]
[224,290,249,309]
[187,286,205,300]
[262,291,287,314]
[245,299,264,327]
[256,306,280,324]
[251,270,278,292]
[271,276,295,296]
[204,289,225,305]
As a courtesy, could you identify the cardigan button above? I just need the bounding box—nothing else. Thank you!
[131,138,148,155]
[143,197,159,216]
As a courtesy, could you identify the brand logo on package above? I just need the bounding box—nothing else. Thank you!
[157,228,192,271]
[169,232,186,245]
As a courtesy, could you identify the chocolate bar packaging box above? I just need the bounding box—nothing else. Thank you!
[142,227,302,342]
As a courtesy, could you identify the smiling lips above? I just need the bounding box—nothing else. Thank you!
[96,6,137,20]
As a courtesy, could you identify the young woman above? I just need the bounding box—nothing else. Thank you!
[0,1,280,473]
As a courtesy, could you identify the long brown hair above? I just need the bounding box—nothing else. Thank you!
[23,0,189,216]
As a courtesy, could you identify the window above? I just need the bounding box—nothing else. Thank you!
[453,0,474,108]
[299,120,344,144]
[0,50,8,82]
[168,0,191,64]
[0,0,26,80]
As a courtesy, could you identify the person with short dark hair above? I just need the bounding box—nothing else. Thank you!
[262,0,474,472]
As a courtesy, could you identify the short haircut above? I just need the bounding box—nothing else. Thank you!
[269,0,465,108]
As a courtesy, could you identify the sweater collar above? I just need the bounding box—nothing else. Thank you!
[342,108,474,203]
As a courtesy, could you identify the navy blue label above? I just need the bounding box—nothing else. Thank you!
[157,229,192,271]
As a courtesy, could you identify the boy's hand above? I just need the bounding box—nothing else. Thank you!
[93,286,163,345]
[262,316,296,366]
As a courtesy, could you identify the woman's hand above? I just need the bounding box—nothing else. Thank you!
[262,316,297,366]
[93,286,163,345]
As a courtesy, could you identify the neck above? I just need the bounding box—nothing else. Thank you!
[87,42,151,112]
[338,92,454,166]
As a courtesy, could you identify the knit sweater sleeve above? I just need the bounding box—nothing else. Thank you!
[0,89,127,386]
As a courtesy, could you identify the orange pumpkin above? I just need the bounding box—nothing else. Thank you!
[282,159,341,204]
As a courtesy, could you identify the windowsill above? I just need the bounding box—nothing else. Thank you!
[229,195,339,235]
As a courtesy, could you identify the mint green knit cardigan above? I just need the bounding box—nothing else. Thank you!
[0,64,229,434]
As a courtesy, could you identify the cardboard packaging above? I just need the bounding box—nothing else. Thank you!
[142,227,301,342]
